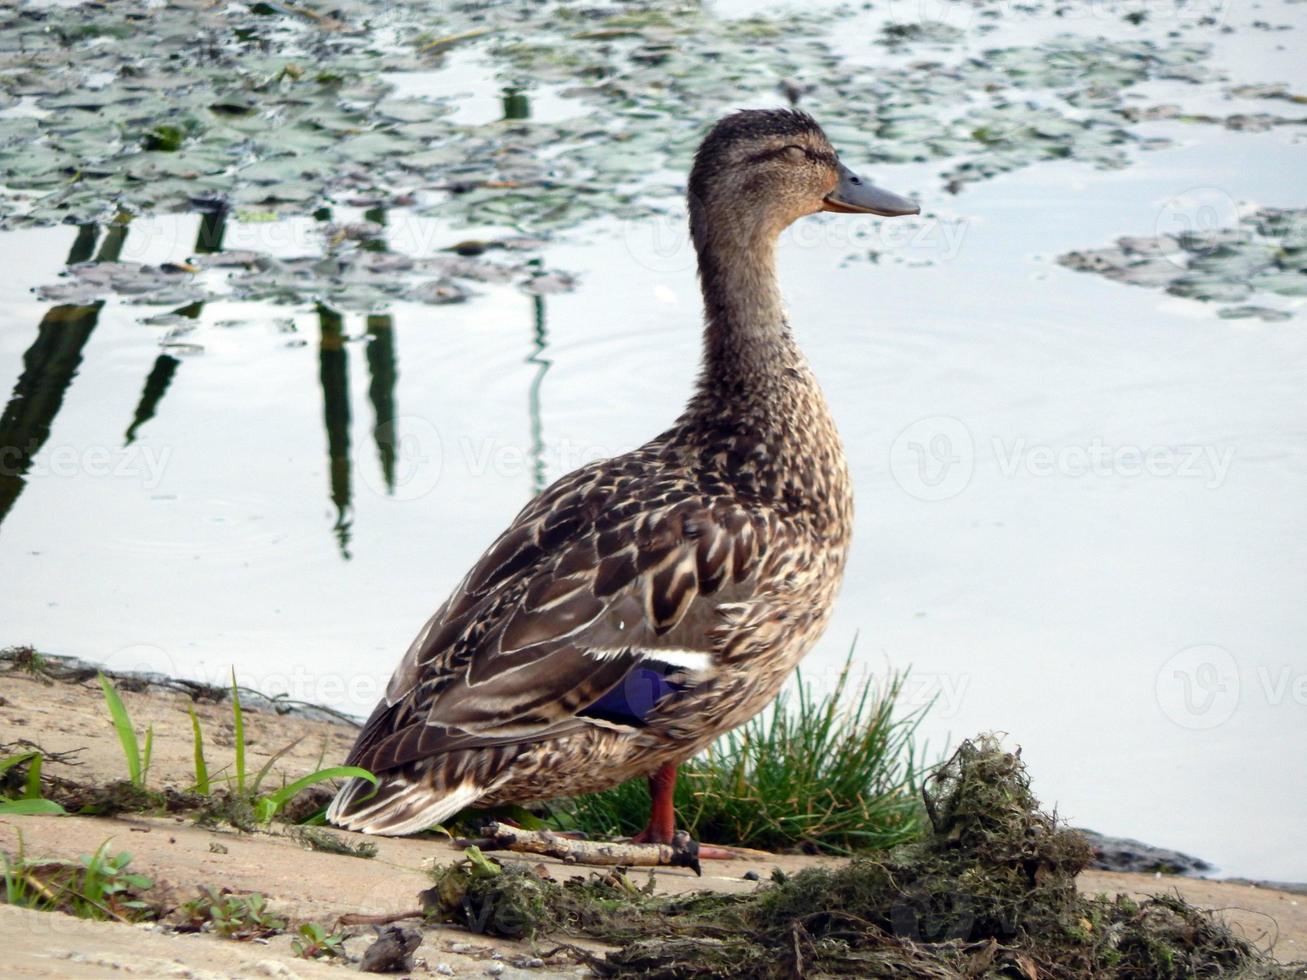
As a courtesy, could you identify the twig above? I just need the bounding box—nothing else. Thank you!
[336,909,424,927]
[459,822,703,876]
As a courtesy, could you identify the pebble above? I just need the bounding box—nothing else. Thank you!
[487,965,505,976]
[742,870,760,881]
[435,966,454,976]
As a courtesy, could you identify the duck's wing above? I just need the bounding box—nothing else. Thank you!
[329,461,773,833]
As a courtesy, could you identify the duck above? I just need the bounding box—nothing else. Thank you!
[327,108,919,846]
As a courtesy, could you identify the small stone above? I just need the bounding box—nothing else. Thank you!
[435,966,455,977]
[487,965,505,977]
[359,924,422,974]
[742,870,761,881]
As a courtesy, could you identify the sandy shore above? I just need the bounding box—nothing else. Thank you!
[2,667,1302,976]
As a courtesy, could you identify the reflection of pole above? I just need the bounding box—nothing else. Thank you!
[122,208,222,446]
[123,205,223,448]
[125,356,181,446]
[526,267,549,496]
[194,208,228,254]
[365,315,397,494]
[67,224,99,265]
[502,87,530,120]
[96,216,131,263]
[0,220,123,531]
[317,303,352,559]
[362,206,387,254]
[0,303,104,530]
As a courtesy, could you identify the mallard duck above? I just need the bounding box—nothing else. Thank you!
[328,108,918,843]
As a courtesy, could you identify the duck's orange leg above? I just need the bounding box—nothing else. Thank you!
[630,762,740,860]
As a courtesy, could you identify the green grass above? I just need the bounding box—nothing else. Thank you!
[88,670,375,827]
[230,669,246,794]
[98,672,152,789]
[0,752,67,815]
[550,658,930,854]
[291,921,349,959]
[178,886,285,939]
[2,835,156,922]
[187,705,210,795]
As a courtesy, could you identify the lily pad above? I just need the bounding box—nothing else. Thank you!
[1057,207,1306,315]
[0,0,1258,236]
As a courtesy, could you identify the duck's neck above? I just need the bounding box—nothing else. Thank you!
[679,216,850,525]
[691,223,803,404]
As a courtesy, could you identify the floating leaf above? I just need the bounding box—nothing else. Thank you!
[1058,207,1305,316]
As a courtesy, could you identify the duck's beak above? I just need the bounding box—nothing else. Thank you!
[821,162,919,217]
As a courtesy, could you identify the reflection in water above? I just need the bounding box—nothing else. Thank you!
[124,355,181,446]
[317,303,353,559]
[500,90,549,495]
[362,206,387,254]
[0,303,104,530]
[503,87,530,121]
[365,315,398,494]
[0,160,549,551]
[123,215,222,447]
[96,218,129,264]
[194,208,228,255]
[526,273,550,496]
[66,224,99,265]
[0,222,123,531]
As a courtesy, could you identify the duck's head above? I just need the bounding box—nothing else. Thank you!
[688,108,918,248]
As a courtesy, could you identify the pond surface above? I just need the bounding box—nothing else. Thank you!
[1,0,1305,880]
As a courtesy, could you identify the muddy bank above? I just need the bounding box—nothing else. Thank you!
[2,656,1304,975]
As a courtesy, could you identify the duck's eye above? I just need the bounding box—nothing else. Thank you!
[782,144,808,158]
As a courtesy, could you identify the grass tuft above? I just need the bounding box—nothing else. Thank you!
[0,751,67,815]
[291,921,349,959]
[551,658,927,854]
[187,706,210,795]
[230,669,246,795]
[177,885,285,940]
[2,835,158,922]
[98,673,152,789]
[77,668,376,828]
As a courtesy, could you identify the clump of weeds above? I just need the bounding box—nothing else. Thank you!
[427,737,1302,978]
[19,669,376,831]
[176,885,285,940]
[291,920,350,959]
[1,834,160,923]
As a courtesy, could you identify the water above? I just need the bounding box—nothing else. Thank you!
[2,0,1305,881]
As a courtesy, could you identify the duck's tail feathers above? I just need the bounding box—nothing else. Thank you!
[326,768,488,837]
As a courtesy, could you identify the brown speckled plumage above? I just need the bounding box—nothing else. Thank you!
[328,109,894,836]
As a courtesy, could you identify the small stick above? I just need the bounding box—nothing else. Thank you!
[459,822,703,876]
[336,909,425,927]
